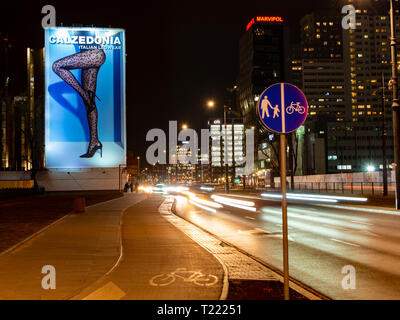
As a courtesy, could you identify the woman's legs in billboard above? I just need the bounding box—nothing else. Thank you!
[52,49,105,107]
[52,49,105,158]
[80,67,102,158]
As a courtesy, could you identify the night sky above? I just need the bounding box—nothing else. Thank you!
[2,0,324,164]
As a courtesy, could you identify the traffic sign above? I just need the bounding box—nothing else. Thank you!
[257,83,308,134]
[256,82,308,300]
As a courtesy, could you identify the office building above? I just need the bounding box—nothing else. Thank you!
[238,15,289,178]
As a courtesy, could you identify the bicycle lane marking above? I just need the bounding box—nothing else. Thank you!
[149,268,218,287]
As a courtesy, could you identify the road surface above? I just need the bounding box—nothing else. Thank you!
[173,190,400,299]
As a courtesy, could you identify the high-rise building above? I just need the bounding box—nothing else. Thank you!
[205,118,245,184]
[298,2,400,174]
[238,16,289,177]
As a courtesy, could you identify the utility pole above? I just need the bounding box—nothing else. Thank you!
[390,0,400,208]
[224,106,229,193]
[381,73,388,196]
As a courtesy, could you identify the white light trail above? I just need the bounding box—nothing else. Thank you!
[189,200,217,213]
[211,195,257,212]
[261,192,367,203]
[261,193,338,203]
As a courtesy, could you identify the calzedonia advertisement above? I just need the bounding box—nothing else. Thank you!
[44,27,126,168]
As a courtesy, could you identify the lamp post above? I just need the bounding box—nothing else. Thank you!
[137,156,140,182]
[208,100,229,193]
[389,0,400,208]
[373,72,389,196]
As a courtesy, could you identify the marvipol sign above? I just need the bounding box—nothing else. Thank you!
[246,16,284,30]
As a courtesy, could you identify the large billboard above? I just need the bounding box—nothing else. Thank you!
[44,27,126,168]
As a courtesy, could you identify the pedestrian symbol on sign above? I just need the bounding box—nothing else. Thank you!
[257,83,308,134]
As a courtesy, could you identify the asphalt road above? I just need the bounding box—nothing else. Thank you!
[173,190,400,299]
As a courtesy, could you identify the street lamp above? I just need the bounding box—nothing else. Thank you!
[182,124,188,130]
[373,72,389,196]
[137,156,140,180]
[207,100,229,193]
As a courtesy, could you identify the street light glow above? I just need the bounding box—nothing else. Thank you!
[367,165,375,172]
[207,100,215,108]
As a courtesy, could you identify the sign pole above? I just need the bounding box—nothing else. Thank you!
[257,82,308,301]
[280,132,289,300]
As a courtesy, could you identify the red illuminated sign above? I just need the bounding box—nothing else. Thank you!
[246,16,284,31]
[256,16,284,22]
[246,18,255,31]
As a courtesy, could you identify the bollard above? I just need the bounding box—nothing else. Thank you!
[73,197,86,213]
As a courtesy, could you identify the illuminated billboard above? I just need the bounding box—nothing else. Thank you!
[44,27,126,168]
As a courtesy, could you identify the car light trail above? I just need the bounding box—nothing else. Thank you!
[288,193,368,202]
[166,186,189,193]
[189,200,217,213]
[191,197,223,209]
[138,186,153,193]
[211,195,255,207]
[211,195,257,212]
[182,191,222,211]
[261,193,338,203]
[200,186,215,192]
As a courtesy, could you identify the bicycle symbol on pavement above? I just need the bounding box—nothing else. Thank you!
[149,268,218,287]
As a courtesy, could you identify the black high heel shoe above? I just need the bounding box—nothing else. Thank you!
[80,142,103,158]
[85,90,101,113]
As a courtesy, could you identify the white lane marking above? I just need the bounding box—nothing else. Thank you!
[322,223,352,232]
[350,220,374,226]
[245,216,256,220]
[83,281,126,300]
[357,230,381,238]
[276,223,293,230]
[322,223,380,237]
[237,228,271,235]
[264,234,295,242]
[330,238,360,247]
[254,228,271,234]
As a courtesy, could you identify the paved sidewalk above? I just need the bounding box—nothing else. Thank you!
[73,195,224,300]
[0,193,146,299]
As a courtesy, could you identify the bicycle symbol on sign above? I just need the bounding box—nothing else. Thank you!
[149,268,218,287]
[286,102,306,115]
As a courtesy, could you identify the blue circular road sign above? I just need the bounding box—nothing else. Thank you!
[257,83,308,134]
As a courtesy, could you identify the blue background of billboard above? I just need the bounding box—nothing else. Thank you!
[257,83,308,133]
[45,28,126,168]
